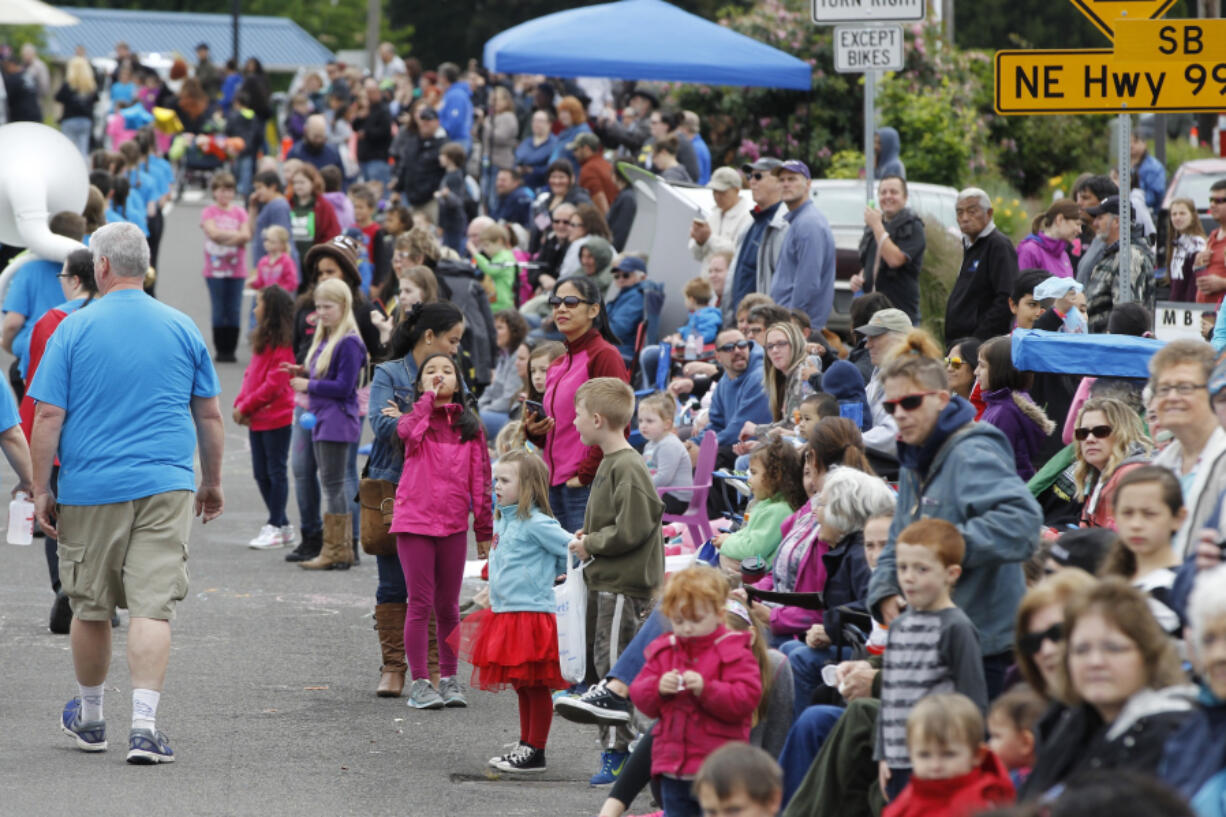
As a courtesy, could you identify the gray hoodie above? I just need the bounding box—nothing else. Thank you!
[875,127,905,180]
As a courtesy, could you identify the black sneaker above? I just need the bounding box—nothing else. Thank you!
[49,591,72,635]
[489,743,546,774]
[554,680,632,725]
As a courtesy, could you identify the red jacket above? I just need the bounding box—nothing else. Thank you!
[234,345,295,431]
[389,391,493,541]
[883,750,1015,817]
[629,625,762,777]
[20,306,73,441]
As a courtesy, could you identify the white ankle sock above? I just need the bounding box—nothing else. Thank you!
[132,688,160,732]
[79,684,104,722]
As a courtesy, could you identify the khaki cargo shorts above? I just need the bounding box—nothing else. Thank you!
[57,490,193,622]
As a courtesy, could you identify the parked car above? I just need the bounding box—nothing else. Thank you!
[1157,158,1226,268]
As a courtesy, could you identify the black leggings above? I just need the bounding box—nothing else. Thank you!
[609,732,655,810]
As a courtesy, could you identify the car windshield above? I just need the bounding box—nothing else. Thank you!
[1173,173,1226,210]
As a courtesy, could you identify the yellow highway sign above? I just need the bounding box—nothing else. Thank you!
[995,48,1226,114]
[1113,19,1226,61]
[1069,0,1178,39]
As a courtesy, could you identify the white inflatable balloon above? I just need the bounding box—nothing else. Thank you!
[0,122,90,262]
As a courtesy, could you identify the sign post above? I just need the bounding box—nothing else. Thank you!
[1118,113,1132,300]
[814,1,918,205]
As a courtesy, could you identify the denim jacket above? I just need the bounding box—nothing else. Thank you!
[366,356,417,482]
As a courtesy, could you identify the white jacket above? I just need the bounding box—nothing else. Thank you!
[689,196,754,264]
[1154,425,1226,558]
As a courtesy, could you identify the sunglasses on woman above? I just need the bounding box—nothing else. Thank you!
[1074,425,1112,441]
[548,295,594,308]
[882,391,937,415]
[1018,622,1062,656]
[944,356,965,368]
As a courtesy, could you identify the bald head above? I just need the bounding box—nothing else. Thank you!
[305,114,327,147]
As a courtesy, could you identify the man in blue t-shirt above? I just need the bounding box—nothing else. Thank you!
[29,222,225,765]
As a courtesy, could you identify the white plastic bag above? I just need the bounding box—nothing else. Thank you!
[554,551,588,684]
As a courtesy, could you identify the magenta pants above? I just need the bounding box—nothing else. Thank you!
[397,531,467,680]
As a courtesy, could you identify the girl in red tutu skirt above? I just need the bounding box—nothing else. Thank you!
[460,449,572,774]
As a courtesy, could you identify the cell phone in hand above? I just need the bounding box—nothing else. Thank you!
[524,400,546,418]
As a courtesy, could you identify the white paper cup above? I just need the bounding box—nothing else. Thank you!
[821,664,840,687]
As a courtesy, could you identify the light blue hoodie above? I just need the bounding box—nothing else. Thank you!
[489,504,572,614]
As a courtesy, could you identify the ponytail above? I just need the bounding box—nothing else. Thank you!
[880,328,947,391]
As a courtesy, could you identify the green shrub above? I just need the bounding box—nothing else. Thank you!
[919,215,964,345]
[990,114,1110,198]
[827,150,865,180]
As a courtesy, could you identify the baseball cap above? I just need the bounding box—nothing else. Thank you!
[629,88,659,107]
[196,42,210,51]
[707,166,743,192]
[855,308,912,337]
[1048,528,1116,575]
[771,159,811,180]
[613,256,647,275]
[417,106,438,120]
[741,158,783,175]
[1086,195,1120,217]
[567,132,602,152]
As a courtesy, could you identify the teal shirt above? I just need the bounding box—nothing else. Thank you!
[488,503,572,613]
[720,494,792,563]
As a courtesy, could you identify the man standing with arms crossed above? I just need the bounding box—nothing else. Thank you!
[29,222,225,765]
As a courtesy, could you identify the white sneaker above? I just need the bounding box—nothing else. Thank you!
[248,525,284,549]
[278,524,297,546]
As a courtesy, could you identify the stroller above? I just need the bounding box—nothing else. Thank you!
[170,129,238,200]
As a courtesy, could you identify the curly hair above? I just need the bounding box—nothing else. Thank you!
[748,437,807,511]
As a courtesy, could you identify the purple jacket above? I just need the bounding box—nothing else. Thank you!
[1016,233,1073,279]
[307,333,366,443]
[979,388,1055,481]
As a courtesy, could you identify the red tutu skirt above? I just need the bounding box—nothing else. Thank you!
[458,609,569,692]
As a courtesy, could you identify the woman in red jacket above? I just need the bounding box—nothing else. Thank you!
[233,285,297,549]
[522,274,629,532]
[287,164,341,282]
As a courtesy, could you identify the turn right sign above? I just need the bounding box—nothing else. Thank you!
[1069,0,1179,39]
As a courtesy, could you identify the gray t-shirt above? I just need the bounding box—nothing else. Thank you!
[874,606,987,769]
[643,434,693,504]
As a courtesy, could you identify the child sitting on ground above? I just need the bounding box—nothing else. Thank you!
[630,565,763,817]
[986,685,1045,791]
[638,392,694,515]
[693,742,784,817]
[883,693,1015,817]
[568,378,665,786]
[713,437,806,572]
[876,519,988,803]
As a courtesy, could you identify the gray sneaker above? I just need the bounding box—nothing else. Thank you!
[407,679,445,710]
[439,676,468,708]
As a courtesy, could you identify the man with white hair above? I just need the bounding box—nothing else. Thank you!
[373,42,406,82]
[30,223,225,764]
[944,187,1018,340]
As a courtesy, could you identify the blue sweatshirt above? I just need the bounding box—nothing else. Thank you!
[705,344,772,448]
[489,504,572,613]
[676,305,723,344]
[439,82,473,152]
[770,200,835,330]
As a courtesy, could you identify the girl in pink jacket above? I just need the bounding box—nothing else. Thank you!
[383,353,493,711]
[630,565,762,817]
[233,286,297,550]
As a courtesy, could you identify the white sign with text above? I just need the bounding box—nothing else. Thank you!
[813,0,925,23]
[834,24,905,72]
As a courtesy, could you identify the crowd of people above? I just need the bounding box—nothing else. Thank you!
[6,36,1226,817]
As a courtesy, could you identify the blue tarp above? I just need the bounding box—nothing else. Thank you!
[1011,329,1164,379]
[483,0,812,91]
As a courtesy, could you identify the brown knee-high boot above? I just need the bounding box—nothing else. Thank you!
[300,513,354,570]
[374,603,407,697]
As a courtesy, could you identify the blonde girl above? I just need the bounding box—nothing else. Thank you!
[1072,396,1153,529]
[1166,197,1207,303]
[57,56,98,157]
[284,277,368,570]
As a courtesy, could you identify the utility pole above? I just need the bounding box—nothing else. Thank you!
[943,0,954,44]
[366,0,380,75]
[231,0,240,64]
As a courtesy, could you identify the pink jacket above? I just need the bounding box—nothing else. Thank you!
[253,253,299,292]
[234,345,295,431]
[390,391,493,541]
[630,625,762,777]
[755,502,830,636]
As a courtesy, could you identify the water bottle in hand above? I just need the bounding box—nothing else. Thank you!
[8,491,34,546]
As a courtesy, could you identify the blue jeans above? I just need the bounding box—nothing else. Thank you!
[781,640,847,723]
[291,406,322,537]
[984,650,1012,702]
[608,607,667,684]
[236,154,256,196]
[658,775,701,817]
[549,482,591,535]
[779,704,844,806]
[479,409,510,442]
[250,425,292,526]
[346,437,360,542]
[362,160,392,187]
[205,276,245,328]
[61,116,92,157]
[376,551,407,604]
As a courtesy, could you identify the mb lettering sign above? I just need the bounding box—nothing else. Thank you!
[811,0,924,23]
[835,25,904,72]
[1155,301,1212,343]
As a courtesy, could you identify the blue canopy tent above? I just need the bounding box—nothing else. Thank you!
[483,0,812,90]
[1011,329,1164,379]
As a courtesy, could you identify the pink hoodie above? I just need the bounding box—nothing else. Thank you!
[389,390,493,540]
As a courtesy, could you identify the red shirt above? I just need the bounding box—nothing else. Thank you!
[883,751,1015,817]
[579,155,620,209]
[1196,226,1226,305]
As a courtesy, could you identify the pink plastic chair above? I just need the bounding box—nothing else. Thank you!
[657,430,717,548]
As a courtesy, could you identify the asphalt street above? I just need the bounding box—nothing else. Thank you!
[0,199,649,817]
